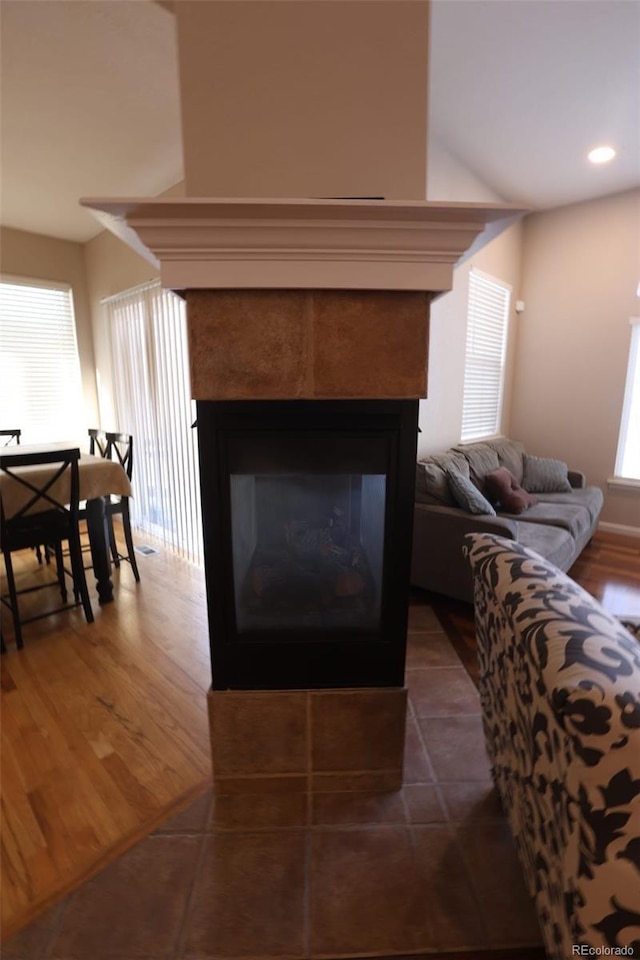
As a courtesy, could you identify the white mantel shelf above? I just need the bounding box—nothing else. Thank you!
[80,197,526,293]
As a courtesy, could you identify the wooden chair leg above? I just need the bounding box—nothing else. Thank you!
[68,531,94,625]
[121,501,140,583]
[107,514,120,568]
[2,548,23,650]
[53,543,67,602]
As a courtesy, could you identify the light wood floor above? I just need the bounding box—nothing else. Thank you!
[1,529,639,940]
[1,531,213,939]
[428,531,640,688]
[567,530,640,617]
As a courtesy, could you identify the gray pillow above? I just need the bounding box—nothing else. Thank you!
[415,452,470,506]
[522,454,572,493]
[490,438,526,485]
[446,468,497,515]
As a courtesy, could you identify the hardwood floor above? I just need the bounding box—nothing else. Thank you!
[423,531,640,687]
[567,531,640,617]
[1,531,213,939]
[1,528,638,941]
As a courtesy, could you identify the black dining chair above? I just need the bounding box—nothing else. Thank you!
[88,427,109,459]
[104,432,140,583]
[0,428,45,563]
[55,428,119,574]
[0,430,54,568]
[42,428,108,567]
[0,429,21,446]
[0,448,94,650]
[73,428,110,560]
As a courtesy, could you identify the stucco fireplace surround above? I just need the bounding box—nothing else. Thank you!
[83,196,519,792]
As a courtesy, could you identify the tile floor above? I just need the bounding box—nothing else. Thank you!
[3,607,544,960]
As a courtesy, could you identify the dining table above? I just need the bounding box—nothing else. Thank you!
[0,441,133,604]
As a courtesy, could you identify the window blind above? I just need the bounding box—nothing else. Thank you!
[614,316,640,481]
[105,281,203,565]
[0,276,84,442]
[461,269,511,442]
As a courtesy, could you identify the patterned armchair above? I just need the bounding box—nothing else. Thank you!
[464,533,640,960]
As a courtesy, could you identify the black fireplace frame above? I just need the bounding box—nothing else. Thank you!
[196,399,418,690]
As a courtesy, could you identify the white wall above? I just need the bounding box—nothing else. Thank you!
[82,180,186,427]
[83,229,159,429]
[419,140,524,455]
[427,140,503,205]
[176,1,430,200]
[510,188,640,531]
[0,226,99,431]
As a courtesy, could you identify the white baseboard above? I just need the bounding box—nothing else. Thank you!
[598,521,640,539]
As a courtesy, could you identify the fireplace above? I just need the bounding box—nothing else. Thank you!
[81,197,520,791]
[197,399,418,690]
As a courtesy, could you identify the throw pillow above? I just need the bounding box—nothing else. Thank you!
[446,468,496,516]
[522,454,572,493]
[415,452,470,507]
[485,467,538,515]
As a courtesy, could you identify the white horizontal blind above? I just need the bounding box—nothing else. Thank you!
[0,276,85,442]
[614,317,640,480]
[461,269,511,442]
[105,281,202,564]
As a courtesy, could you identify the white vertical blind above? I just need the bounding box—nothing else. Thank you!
[0,276,85,442]
[614,316,640,480]
[105,281,203,564]
[461,269,511,442]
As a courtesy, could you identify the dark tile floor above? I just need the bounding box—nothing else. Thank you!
[3,609,544,960]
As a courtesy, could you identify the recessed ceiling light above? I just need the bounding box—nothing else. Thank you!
[588,146,616,164]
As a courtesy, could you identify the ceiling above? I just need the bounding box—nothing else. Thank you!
[1,0,638,245]
[430,0,640,210]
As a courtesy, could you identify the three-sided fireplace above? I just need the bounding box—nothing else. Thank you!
[197,399,418,690]
[81,198,520,791]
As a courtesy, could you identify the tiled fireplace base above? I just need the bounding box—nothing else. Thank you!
[207,686,407,794]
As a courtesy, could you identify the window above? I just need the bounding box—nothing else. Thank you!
[614,316,640,481]
[461,269,511,442]
[105,281,202,564]
[0,276,85,442]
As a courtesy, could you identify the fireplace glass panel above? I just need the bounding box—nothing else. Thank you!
[231,471,386,632]
[197,400,418,689]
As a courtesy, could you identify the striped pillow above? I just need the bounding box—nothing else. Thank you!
[446,468,496,516]
[523,455,572,493]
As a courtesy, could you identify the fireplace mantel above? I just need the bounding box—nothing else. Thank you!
[80,196,523,293]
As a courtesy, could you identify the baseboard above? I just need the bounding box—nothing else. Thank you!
[598,521,640,538]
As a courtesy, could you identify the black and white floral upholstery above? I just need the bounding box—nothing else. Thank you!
[464,533,640,960]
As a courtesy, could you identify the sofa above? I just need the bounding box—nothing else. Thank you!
[411,437,603,602]
[464,533,640,960]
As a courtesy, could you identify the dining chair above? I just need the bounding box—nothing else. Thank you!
[105,432,140,583]
[0,429,44,563]
[0,429,21,446]
[54,428,125,577]
[41,428,107,567]
[74,428,110,555]
[0,448,94,650]
[0,430,54,568]
[88,427,109,458]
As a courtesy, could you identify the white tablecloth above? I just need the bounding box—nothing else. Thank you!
[0,445,133,519]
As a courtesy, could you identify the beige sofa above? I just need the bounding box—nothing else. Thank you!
[411,437,603,602]
[464,533,640,960]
